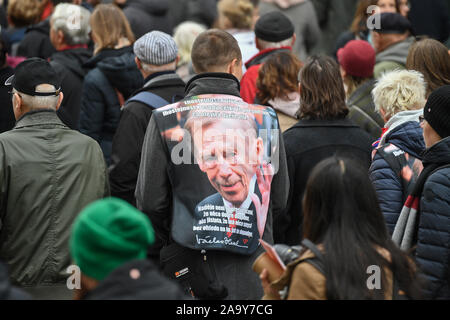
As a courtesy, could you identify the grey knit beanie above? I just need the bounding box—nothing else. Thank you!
[133,31,178,66]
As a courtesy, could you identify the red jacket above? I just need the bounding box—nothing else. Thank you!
[240,47,292,104]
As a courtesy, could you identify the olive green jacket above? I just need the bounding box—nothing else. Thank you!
[0,110,109,292]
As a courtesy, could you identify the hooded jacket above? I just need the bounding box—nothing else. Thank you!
[374,36,415,79]
[369,110,425,234]
[17,19,56,60]
[79,46,143,164]
[50,47,92,130]
[124,0,172,39]
[416,136,450,300]
[84,259,188,300]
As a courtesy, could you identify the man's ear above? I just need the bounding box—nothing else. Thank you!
[55,92,64,111]
[291,33,296,47]
[57,30,65,47]
[255,37,262,51]
[135,56,142,70]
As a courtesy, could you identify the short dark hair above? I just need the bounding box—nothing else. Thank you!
[298,55,348,120]
[191,29,242,74]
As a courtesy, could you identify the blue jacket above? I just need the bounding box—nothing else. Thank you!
[369,121,425,234]
[79,46,143,164]
[416,136,450,300]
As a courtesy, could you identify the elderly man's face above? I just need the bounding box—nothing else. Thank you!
[193,119,263,207]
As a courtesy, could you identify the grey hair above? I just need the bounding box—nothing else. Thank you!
[257,37,294,50]
[14,85,60,110]
[51,3,91,46]
[372,69,427,119]
[140,60,177,74]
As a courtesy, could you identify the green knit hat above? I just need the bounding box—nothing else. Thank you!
[70,197,155,281]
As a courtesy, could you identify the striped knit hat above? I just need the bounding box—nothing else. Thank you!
[134,31,178,66]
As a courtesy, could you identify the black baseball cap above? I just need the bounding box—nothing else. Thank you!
[373,12,412,34]
[5,58,61,96]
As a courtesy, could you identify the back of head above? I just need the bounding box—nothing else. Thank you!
[406,38,450,98]
[51,3,91,46]
[302,156,421,299]
[372,69,426,120]
[298,55,348,120]
[191,29,242,74]
[217,0,254,30]
[7,0,43,28]
[90,4,135,55]
[70,197,155,282]
[256,51,303,104]
[134,31,178,71]
[173,21,207,66]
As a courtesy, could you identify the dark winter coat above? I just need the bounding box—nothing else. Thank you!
[0,262,30,300]
[17,19,56,60]
[168,0,218,28]
[416,136,450,300]
[50,47,92,130]
[109,72,185,207]
[79,46,143,164]
[279,118,373,245]
[84,259,188,300]
[123,0,173,39]
[347,79,384,141]
[0,66,15,134]
[369,119,425,234]
[310,0,359,55]
[408,0,450,42]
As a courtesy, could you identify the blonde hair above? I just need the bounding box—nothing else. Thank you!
[7,0,43,28]
[173,21,206,66]
[218,0,254,30]
[90,4,135,55]
[372,69,426,119]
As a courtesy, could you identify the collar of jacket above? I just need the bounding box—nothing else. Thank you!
[143,71,177,87]
[421,136,450,166]
[290,118,358,129]
[245,46,291,69]
[14,109,67,129]
[184,73,241,98]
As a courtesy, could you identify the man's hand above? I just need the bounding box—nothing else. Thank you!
[251,163,274,238]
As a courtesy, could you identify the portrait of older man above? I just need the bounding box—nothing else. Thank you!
[185,110,273,240]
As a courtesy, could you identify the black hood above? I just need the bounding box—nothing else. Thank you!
[85,46,143,99]
[25,18,50,35]
[84,259,189,300]
[50,47,92,79]
[126,0,169,15]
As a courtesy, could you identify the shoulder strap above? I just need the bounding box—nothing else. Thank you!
[126,91,169,110]
[300,239,325,275]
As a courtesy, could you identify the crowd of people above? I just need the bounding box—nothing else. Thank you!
[0,0,449,301]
